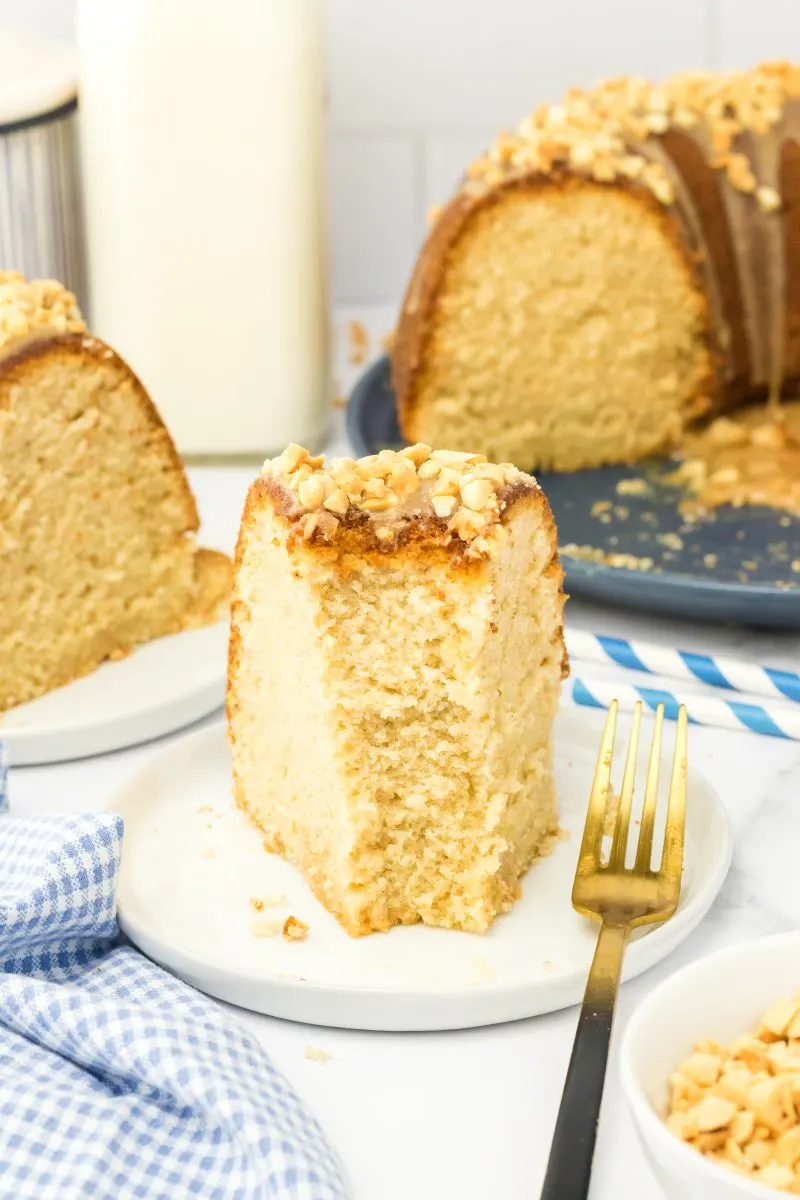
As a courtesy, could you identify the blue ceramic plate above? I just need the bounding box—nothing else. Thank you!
[347,356,800,630]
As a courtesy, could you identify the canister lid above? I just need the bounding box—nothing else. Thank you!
[0,30,77,130]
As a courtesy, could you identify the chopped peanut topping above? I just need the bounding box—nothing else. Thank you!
[0,271,85,351]
[453,63,800,212]
[665,990,800,1192]
[262,445,534,558]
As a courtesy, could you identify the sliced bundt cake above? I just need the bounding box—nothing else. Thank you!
[393,63,800,471]
[0,272,230,711]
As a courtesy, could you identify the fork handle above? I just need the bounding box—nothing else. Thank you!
[540,921,630,1200]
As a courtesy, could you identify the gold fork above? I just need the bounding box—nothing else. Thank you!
[540,699,688,1200]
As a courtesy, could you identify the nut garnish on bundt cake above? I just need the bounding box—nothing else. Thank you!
[393,62,800,475]
[227,443,567,935]
[0,271,230,712]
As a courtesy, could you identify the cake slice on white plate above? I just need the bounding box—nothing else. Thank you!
[0,271,230,713]
[227,443,567,935]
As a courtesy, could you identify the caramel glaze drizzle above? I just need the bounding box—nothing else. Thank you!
[648,112,799,406]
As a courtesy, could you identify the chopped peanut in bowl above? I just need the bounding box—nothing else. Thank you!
[665,993,800,1193]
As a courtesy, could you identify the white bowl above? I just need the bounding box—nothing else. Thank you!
[620,930,800,1200]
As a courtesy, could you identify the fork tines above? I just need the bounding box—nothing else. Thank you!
[575,699,688,898]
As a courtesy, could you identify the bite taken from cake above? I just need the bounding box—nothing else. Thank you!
[227,443,567,936]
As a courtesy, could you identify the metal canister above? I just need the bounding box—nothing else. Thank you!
[0,31,85,301]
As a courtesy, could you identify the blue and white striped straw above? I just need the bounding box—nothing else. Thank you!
[573,678,800,740]
[566,629,800,705]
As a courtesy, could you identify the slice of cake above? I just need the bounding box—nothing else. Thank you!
[0,271,230,712]
[227,443,567,935]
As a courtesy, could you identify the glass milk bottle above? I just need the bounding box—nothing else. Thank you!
[76,0,329,461]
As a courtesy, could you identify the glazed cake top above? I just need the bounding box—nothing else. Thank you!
[461,61,800,211]
[260,443,542,560]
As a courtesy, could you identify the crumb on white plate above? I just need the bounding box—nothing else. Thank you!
[251,893,288,911]
[251,919,283,939]
[283,916,309,941]
[473,956,494,983]
[200,847,216,859]
[304,1045,331,1064]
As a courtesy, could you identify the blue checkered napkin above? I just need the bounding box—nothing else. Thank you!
[0,752,348,1200]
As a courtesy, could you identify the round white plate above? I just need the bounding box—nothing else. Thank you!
[113,711,732,1032]
[1,623,228,765]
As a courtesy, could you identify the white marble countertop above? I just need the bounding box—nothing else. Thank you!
[10,323,800,1199]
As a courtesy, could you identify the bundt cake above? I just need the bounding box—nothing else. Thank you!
[0,272,230,712]
[227,443,566,935]
[393,62,800,472]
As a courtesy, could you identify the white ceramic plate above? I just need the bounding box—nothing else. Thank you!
[1,623,228,765]
[113,710,732,1032]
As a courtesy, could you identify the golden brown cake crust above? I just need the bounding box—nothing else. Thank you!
[0,333,200,532]
[257,443,552,564]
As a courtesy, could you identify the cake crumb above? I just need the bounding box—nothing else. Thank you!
[541,960,555,973]
[201,847,216,859]
[607,552,654,571]
[283,916,309,941]
[250,897,265,912]
[348,319,369,365]
[330,376,348,408]
[657,532,684,551]
[198,805,214,814]
[590,500,612,517]
[616,477,649,497]
[252,919,282,939]
[304,1045,332,1064]
[473,956,495,982]
[561,543,654,572]
[703,553,718,568]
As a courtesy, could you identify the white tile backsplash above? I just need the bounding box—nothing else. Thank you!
[326,0,711,131]
[328,133,423,303]
[327,0,712,302]
[423,131,498,213]
[0,0,791,304]
[714,0,800,68]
